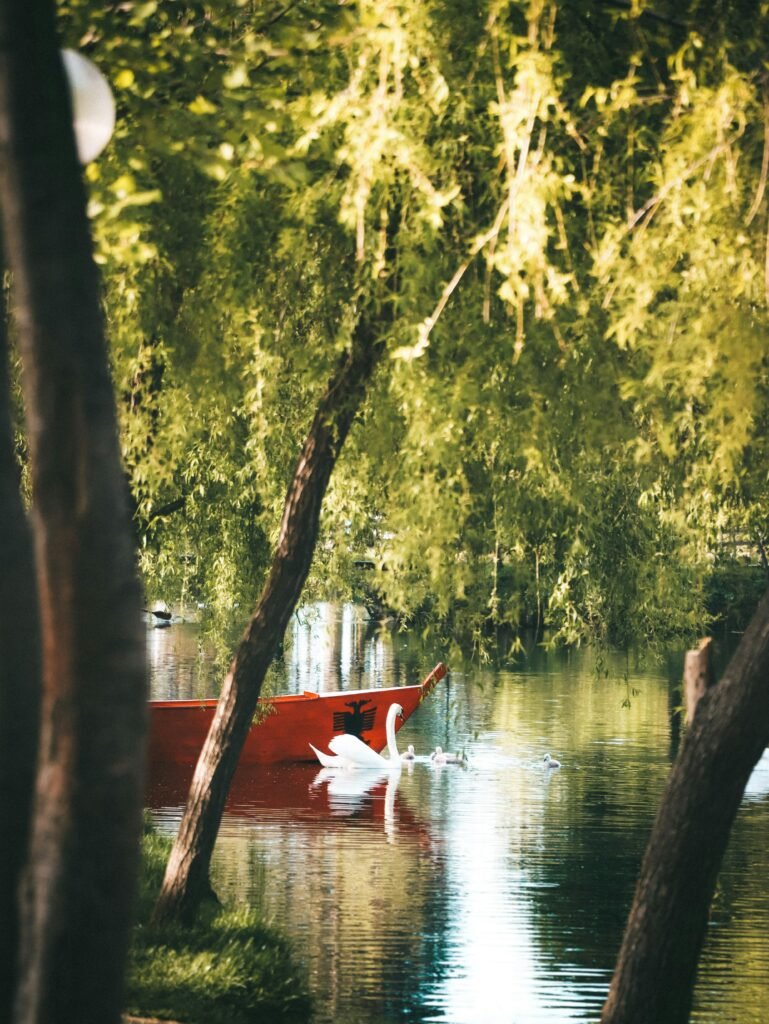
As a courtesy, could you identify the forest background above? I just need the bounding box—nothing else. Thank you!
[3,2,769,1024]
[54,0,769,661]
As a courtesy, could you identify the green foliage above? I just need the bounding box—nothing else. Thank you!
[706,560,769,633]
[543,468,711,648]
[594,62,767,486]
[126,825,312,1024]
[51,0,769,655]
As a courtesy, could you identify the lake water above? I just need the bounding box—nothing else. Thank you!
[145,603,769,1024]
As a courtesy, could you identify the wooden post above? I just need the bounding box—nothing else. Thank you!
[684,637,715,725]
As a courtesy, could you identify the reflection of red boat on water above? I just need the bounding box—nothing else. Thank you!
[147,761,441,854]
[149,761,391,821]
[148,662,447,766]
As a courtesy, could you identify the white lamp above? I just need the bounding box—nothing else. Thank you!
[61,48,115,164]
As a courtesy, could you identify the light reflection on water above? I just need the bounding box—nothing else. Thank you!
[146,604,769,1024]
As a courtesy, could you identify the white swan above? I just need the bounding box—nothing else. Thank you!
[401,744,416,762]
[543,753,561,768]
[308,744,349,769]
[430,745,464,765]
[310,702,404,769]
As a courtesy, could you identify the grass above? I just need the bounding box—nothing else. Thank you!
[125,824,313,1024]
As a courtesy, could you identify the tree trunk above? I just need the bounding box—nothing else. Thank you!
[0,263,41,1024]
[600,586,769,1024]
[153,318,385,924]
[0,4,147,1023]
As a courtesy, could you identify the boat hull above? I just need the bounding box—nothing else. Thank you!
[148,662,447,765]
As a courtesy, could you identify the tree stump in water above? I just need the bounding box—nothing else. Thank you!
[684,637,715,725]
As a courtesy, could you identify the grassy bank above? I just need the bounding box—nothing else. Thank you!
[125,824,312,1024]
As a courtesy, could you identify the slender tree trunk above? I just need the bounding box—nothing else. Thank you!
[0,3,147,1023]
[0,262,41,1024]
[600,586,769,1024]
[154,318,385,924]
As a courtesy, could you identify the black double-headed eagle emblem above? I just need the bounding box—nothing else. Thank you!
[332,698,376,744]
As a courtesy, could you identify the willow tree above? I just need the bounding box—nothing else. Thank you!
[139,0,602,917]
[149,0,468,922]
[147,0,706,920]
[0,1,146,1022]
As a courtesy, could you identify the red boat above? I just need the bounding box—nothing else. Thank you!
[148,661,447,766]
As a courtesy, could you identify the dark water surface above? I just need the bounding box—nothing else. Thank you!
[146,604,769,1024]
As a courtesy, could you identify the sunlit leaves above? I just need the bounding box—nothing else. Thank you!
[290,0,457,262]
[486,19,576,351]
[48,0,769,654]
[596,63,768,490]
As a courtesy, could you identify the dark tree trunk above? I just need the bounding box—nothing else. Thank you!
[757,536,769,581]
[153,319,385,924]
[0,266,41,1024]
[600,587,769,1024]
[0,3,147,1023]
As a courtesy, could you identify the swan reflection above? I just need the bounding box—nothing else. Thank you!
[312,767,401,841]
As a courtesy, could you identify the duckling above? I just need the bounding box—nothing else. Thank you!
[431,745,464,765]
